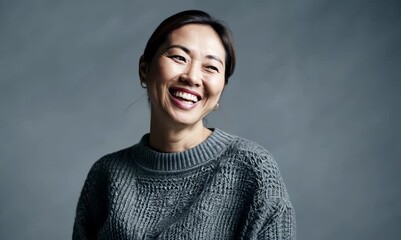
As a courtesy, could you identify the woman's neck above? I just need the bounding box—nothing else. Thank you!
[149,120,212,153]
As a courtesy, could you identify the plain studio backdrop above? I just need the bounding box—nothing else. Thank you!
[1,0,400,239]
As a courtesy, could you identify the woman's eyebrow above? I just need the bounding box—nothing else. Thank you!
[165,45,190,54]
[165,44,223,66]
[206,55,223,66]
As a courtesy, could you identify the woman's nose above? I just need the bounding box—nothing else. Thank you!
[181,62,202,86]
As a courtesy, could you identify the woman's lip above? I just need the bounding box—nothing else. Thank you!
[169,94,198,110]
[169,87,202,100]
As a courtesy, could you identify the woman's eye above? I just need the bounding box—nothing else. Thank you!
[170,55,186,63]
[207,66,219,73]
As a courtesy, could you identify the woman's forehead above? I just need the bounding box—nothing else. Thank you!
[164,24,226,59]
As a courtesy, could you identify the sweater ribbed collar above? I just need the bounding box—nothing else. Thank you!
[131,128,234,172]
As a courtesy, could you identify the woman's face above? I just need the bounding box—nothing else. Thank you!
[141,24,226,128]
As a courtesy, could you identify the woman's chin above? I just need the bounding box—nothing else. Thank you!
[161,110,202,127]
[169,116,201,128]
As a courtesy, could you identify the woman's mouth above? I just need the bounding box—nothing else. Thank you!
[169,88,201,104]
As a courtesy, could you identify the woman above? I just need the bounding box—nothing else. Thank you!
[73,10,295,239]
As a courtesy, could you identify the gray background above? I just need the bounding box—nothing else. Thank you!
[1,0,400,239]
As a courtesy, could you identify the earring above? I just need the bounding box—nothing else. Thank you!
[140,81,147,88]
[213,103,219,111]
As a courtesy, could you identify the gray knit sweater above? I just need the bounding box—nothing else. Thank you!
[73,129,295,239]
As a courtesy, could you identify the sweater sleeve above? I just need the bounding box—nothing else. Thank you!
[239,145,296,239]
[73,160,107,240]
[257,198,296,239]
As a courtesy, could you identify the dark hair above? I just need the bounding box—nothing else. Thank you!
[142,10,236,84]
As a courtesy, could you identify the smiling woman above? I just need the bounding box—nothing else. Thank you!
[73,10,295,240]
[142,24,227,152]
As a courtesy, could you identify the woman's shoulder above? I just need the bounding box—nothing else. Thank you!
[222,132,276,168]
[87,145,136,176]
[220,132,286,194]
[226,134,289,199]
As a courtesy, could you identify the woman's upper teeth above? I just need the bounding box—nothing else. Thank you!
[174,91,198,102]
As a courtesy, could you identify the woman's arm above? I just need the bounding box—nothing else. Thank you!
[257,198,296,239]
[238,146,296,239]
[73,161,106,240]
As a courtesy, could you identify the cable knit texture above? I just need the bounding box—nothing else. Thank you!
[73,129,295,239]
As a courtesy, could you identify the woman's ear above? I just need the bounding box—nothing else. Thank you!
[139,55,148,83]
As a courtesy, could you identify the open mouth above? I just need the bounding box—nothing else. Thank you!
[169,88,201,104]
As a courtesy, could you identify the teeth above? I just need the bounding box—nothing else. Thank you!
[173,91,198,102]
